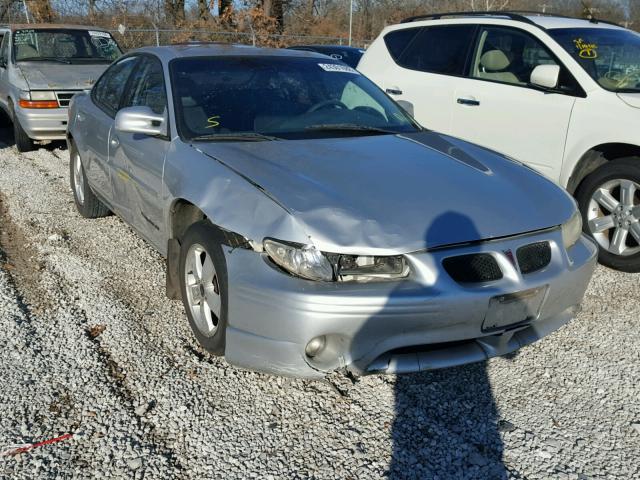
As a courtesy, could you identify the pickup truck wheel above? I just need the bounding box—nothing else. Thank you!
[69,144,110,218]
[179,221,228,355]
[575,157,640,272]
[13,115,35,153]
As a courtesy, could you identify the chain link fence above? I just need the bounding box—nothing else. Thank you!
[110,28,368,51]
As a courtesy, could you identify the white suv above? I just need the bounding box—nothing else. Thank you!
[359,12,640,272]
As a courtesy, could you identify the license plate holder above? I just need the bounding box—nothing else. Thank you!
[482,286,548,332]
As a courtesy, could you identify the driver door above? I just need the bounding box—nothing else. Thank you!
[110,55,170,250]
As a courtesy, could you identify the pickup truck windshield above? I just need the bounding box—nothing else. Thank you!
[549,27,640,92]
[170,55,420,141]
[13,29,121,64]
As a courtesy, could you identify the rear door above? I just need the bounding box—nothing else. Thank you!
[111,54,170,249]
[78,56,140,205]
[449,26,580,181]
[378,24,478,132]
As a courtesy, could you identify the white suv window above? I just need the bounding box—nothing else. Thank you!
[472,26,558,86]
[384,25,477,76]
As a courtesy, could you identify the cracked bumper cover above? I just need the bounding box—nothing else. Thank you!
[222,229,597,378]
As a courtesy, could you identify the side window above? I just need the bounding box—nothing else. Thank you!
[92,56,139,117]
[394,25,477,76]
[0,34,7,66]
[383,27,421,62]
[122,56,167,115]
[471,26,579,93]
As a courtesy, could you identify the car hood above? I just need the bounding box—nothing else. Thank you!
[18,62,108,90]
[194,131,575,253]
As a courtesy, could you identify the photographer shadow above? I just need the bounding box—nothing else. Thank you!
[351,212,510,479]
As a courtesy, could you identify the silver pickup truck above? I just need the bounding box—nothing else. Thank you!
[0,24,121,151]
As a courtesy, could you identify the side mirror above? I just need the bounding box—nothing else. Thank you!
[530,64,560,89]
[396,100,414,117]
[115,106,167,137]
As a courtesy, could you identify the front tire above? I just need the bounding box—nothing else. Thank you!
[69,143,110,218]
[179,221,228,355]
[13,114,35,153]
[575,157,640,272]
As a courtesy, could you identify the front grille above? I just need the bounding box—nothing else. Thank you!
[517,242,551,274]
[55,91,81,108]
[442,253,503,284]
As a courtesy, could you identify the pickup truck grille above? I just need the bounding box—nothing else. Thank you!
[55,91,81,108]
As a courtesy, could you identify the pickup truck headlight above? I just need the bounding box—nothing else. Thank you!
[562,211,583,250]
[264,239,334,281]
[264,238,409,282]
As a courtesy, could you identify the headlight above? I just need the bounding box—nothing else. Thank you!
[562,211,583,250]
[263,238,409,282]
[30,90,56,101]
[263,239,334,281]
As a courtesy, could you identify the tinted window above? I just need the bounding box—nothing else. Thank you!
[92,56,139,116]
[384,28,421,62]
[123,56,167,114]
[472,27,580,93]
[170,56,418,140]
[395,25,476,75]
[0,34,7,66]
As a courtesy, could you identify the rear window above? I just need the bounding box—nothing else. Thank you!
[387,25,477,76]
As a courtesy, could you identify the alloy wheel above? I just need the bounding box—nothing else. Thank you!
[184,243,221,337]
[73,153,85,205]
[587,179,640,256]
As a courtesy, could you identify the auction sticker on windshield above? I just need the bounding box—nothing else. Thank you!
[318,63,359,74]
[89,31,112,38]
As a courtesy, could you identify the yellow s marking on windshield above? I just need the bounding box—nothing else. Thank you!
[206,115,220,128]
[574,38,598,59]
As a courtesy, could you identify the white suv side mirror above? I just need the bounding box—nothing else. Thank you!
[115,106,167,136]
[530,64,561,89]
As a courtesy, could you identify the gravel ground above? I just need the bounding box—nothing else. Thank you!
[0,135,638,480]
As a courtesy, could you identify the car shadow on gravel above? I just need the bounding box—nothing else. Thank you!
[353,212,509,479]
[0,125,66,151]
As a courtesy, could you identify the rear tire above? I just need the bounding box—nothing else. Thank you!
[69,143,110,218]
[179,221,228,355]
[575,157,640,272]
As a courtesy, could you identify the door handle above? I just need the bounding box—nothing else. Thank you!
[386,88,403,95]
[76,111,85,122]
[110,136,120,148]
[457,97,480,106]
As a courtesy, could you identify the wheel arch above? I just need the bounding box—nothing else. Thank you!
[568,143,640,195]
[165,198,252,299]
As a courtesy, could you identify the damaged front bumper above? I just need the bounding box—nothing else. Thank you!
[222,228,597,378]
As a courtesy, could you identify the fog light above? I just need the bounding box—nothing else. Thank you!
[305,336,326,358]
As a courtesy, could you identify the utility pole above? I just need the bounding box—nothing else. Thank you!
[348,0,353,46]
[539,3,549,13]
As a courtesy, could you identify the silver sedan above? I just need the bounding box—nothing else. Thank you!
[67,44,597,378]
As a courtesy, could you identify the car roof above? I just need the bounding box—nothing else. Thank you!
[525,15,625,31]
[396,12,626,32]
[136,43,330,61]
[0,23,111,32]
[289,45,363,51]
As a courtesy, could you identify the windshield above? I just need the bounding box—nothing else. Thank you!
[549,27,640,92]
[170,55,419,141]
[13,29,122,64]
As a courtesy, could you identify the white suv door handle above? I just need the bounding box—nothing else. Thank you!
[386,87,403,95]
[457,97,480,106]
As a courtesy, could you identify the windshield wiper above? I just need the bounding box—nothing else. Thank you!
[305,123,397,135]
[191,132,279,142]
[17,57,71,64]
